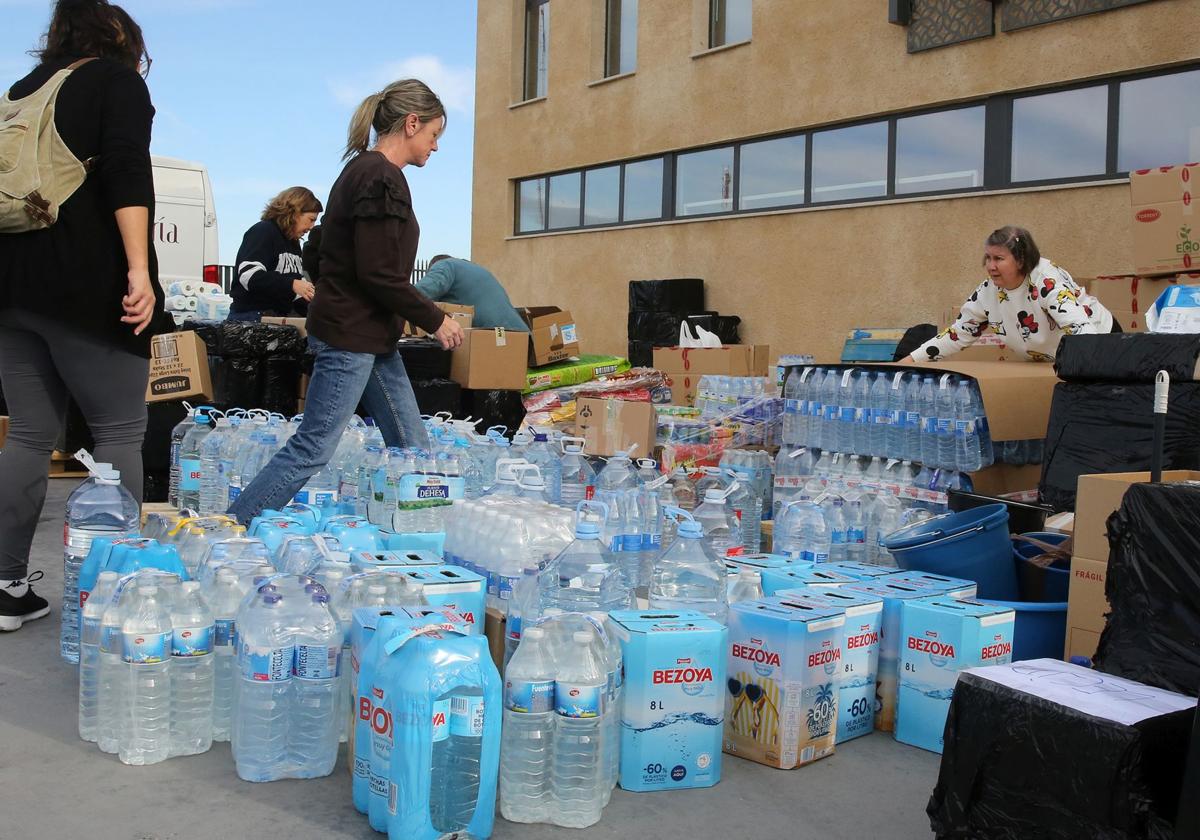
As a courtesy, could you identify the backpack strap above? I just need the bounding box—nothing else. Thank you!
[66,58,100,173]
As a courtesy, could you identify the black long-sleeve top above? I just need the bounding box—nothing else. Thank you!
[0,56,166,357]
[308,152,444,354]
[230,219,307,317]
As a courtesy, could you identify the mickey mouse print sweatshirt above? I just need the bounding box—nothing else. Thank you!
[915,258,1114,363]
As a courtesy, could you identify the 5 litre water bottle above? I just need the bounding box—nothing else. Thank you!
[120,584,173,766]
[168,409,193,508]
[179,411,214,512]
[500,624,556,824]
[649,509,728,624]
[79,571,119,742]
[199,417,232,515]
[727,568,764,605]
[169,581,215,757]
[62,455,139,664]
[693,489,743,558]
[552,630,608,828]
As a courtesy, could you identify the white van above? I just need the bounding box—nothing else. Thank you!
[151,155,220,288]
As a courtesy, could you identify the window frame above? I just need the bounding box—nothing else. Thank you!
[605,0,637,78]
[709,0,751,49]
[523,0,550,102]
[512,62,1200,236]
[673,143,737,219]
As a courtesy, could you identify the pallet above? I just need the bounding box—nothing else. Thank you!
[49,451,87,479]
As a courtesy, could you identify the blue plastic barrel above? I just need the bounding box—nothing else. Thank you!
[1012,532,1070,602]
[976,598,1068,662]
[883,504,1016,600]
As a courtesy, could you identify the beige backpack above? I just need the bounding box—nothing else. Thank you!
[0,58,97,233]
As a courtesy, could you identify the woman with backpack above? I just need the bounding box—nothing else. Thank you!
[0,0,161,631]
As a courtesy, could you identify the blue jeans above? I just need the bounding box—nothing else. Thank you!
[227,336,429,525]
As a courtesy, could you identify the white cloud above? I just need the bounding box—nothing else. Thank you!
[328,54,474,115]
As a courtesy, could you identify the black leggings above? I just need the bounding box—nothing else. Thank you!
[0,309,148,578]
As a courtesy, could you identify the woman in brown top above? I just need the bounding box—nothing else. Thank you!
[228,78,464,525]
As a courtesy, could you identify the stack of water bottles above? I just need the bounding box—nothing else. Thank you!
[694,375,782,446]
[782,365,994,473]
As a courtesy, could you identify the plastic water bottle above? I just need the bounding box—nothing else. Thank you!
[727,568,764,605]
[169,580,215,757]
[168,410,193,508]
[178,412,214,511]
[552,630,607,828]
[844,498,867,564]
[723,475,762,555]
[902,374,922,463]
[820,369,839,453]
[886,372,907,461]
[97,577,132,754]
[649,508,728,623]
[936,375,957,469]
[827,497,848,564]
[539,510,631,614]
[853,370,872,456]
[500,624,556,823]
[199,417,232,515]
[233,591,292,782]
[525,433,563,504]
[119,584,173,765]
[954,380,983,473]
[79,571,119,742]
[62,457,139,663]
[429,691,453,831]
[693,489,743,558]
[290,590,341,778]
[870,371,891,457]
[210,567,242,742]
[504,566,541,671]
[919,375,938,468]
[872,494,903,565]
[439,689,486,831]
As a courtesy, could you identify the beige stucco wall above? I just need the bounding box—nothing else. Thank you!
[471,0,1200,363]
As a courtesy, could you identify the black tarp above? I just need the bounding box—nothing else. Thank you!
[396,338,452,381]
[628,277,704,313]
[411,378,463,417]
[261,358,302,417]
[218,321,305,359]
[1055,333,1200,383]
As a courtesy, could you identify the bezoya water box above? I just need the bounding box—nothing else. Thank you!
[609,610,728,792]
[723,599,845,770]
[771,586,884,744]
[896,597,1015,754]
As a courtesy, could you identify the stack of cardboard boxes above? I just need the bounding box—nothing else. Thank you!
[1081,163,1200,330]
[448,305,579,392]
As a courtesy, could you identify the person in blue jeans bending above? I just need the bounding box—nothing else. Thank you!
[228,78,464,525]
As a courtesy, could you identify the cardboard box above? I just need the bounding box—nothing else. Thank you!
[1066,555,1108,636]
[654,345,770,407]
[967,464,1043,497]
[575,398,655,457]
[1129,165,1200,276]
[260,316,309,339]
[483,606,505,675]
[1065,626,1102,662]
[1073,470,1200,561]
[403,302,474,337]
[1083,274,1182,324]
[0,416,7,449]
[449,328,529,391]
[146,331,213,403]
[900,360,1059,442]
[520,306,579,366]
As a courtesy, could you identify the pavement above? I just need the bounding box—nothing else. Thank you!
[0,479,940,839]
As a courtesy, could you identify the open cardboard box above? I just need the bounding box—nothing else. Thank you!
[403,302,474,337]
[520,306,579,367]
[146,331,213,403]
[449,328,528,391]
[654,345,771,407]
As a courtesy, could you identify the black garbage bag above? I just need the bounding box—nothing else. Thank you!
[219,321,305,359]
[628,340,655,368]
[928,666,1190,840]
[412,378,463,417]
[1095,482,1200,695]
[397,338,452,381]
[1055,333,1200,383]
[261,358,301,417]
[709,314,741,344]
[628,278,704,313]
[211,356,263,410]
[627,311,685,344]
[143,401,188,473]
[181,319,223,356]
[143,469,170,504]
[462,389,526,437]
[1039,381,1200,511]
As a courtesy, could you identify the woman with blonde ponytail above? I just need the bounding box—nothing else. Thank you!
[228,78,465,525]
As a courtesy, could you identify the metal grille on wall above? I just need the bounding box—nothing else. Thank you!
[1002,0,1161,32]
[907,0,995,53]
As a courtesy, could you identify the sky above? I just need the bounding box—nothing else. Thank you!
[0,0,479,265]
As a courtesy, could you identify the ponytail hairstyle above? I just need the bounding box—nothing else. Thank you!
[34,0,150,76]
[343,79,446,161]
[984,225,1041,276]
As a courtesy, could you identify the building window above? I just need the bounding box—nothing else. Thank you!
[623,157,664,221]
[895,106,986,195]
[1012,85,1108,182]
[1118,68,1200,173]
[811,121,888,202]
[584,166,621,225]
[606,0,638,76]
[548,172,582,229]
[739,135,806,210]
[517,178,546,233]
[524,0,550,100]
[676,147,734,216]
[710,0,751,48]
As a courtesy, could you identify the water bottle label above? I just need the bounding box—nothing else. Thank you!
[122,631,168,664]
[506,616,522,640]
[800,549,816,563]
[609,537,624,553]
[824,405,837,422]
[506,678,555,713]
[840,407,855,423]
[172,625,214,657]
[643,533,662,551]
[621,534,642,553]
[889,409,903,426]
[785,399,801,415]
[294,644,341,679]
[810,400,822,418]
[813,550,830,563]
[81,615,101,640]
[450,695,485,737]
[354,755,369,780]
[486,569,500,596]
[555,682,603,718]
[240,643,294,682]
[831,531,846,546]
[432,699,450,742]
[100,625,122,654]
[848,527,866,543]
[937,418,953,435]
[922,417,937,434]
[906,410,921,429]
[214,619,235,648]
[497,574,517,601]
[874,410,890,426]
[227,484,242,504]
[179,457,202,492]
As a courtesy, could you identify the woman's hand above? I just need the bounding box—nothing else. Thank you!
[121,267,156,335]
[433,315,465,351]
[293,278,316,301]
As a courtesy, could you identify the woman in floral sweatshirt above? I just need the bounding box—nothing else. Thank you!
[910,226,1115,363]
